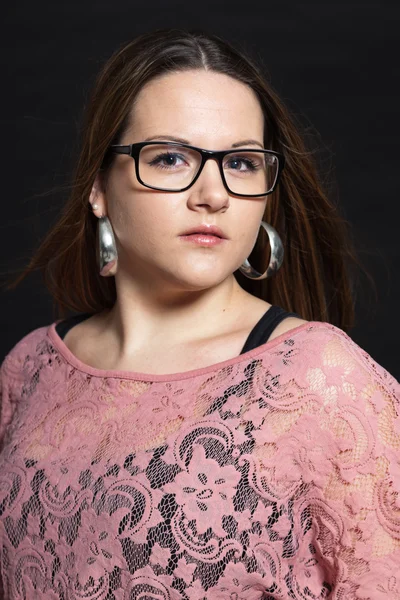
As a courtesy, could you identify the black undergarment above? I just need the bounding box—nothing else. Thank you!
[55,305,301,355]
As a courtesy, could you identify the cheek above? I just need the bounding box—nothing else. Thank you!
[107,186,180,253]
[237,200,267,242]
[112,200,165,248]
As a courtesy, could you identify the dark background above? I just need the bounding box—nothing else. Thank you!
[1,1,399,379]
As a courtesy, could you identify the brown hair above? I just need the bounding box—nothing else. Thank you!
[4,28,375,331]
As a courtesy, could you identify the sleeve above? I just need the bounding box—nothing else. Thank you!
[0,328,43,453]
[0,354,18,453]
[262,325,400,598]
[0,325,50,453]
[317,330,400,598]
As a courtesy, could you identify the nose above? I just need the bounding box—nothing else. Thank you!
[186,158,230,212]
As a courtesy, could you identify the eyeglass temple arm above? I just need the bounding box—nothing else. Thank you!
[110,145,132,155]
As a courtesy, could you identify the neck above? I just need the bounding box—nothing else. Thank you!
[101,273,253,357]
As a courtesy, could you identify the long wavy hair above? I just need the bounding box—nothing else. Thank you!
[4,28,374,331]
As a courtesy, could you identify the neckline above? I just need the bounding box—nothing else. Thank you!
[47,319,323,383]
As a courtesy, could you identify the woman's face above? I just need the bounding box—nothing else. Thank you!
[97,69,268,291]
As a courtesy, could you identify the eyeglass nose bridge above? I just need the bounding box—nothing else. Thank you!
[190,148,232,194]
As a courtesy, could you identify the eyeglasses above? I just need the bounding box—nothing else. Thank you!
[109,141,285,197]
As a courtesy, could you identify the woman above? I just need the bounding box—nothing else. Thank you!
[0,29,399,599]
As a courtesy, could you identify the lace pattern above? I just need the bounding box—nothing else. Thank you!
[0,321,399,599]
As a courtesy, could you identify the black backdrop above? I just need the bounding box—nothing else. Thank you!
[2,0,399,379]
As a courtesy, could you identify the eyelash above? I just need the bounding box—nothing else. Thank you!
[148,153,260,171]
[148,153,186,169]
[226,157,259,171]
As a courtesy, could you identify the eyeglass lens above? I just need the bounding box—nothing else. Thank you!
[138,144,279,194]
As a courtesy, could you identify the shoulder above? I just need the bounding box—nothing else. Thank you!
[306,320,399,394]
[269,315,309,341]
[262,318,398,398]
[1,323,52,382]
[0,323,52,446]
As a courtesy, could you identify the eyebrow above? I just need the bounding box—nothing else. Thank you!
[143,135,264,149]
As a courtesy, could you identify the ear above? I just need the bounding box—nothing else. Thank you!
[89,173,107,217]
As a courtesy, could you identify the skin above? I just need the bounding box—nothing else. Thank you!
[65,70,306,374]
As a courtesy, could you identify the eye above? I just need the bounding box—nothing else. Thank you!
[225,156,259,172]
[148,152,187,169]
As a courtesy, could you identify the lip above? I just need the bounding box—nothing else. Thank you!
[180,225,228,239]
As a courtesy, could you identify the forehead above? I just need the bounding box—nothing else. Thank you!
[125,70,264,145]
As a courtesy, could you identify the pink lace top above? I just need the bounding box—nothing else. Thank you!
[0,319,399,600]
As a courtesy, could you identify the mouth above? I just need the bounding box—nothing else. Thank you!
[179,232,226,247]
[180,225,228,240]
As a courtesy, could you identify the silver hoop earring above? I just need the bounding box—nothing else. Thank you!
[239,220,284,280]
[96,216,118,277]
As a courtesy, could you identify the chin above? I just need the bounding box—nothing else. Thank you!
[163,267,232,292]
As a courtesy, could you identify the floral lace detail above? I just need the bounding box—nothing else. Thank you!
[0,321,399,599]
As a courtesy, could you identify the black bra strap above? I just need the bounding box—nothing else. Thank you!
[240,305,301,354]
[56,306,302,356]
[55,312,93,340]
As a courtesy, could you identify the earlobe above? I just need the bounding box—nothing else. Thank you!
[89,174,106,217]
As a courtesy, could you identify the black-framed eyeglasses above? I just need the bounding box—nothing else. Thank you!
[109,141,285,198]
